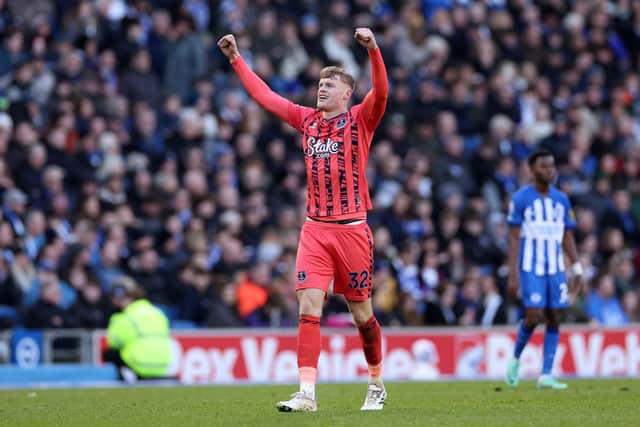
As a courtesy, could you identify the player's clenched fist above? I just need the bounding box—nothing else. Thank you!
[354,28,378,50]
[218,34,240,61]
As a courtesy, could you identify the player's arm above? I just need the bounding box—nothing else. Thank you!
[217,34,309,131]
[561,200,584,295]
[507,226,521,302]
[562,229,584,294]
[506,197,523,302]
[354,28,388,131]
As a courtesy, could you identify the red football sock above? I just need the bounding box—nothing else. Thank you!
[358,316,383,377]
[297,314,321,369]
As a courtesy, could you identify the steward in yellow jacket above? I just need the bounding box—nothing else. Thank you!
[104,282,173,381]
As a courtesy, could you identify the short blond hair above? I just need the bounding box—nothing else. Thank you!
[320,66,355,89]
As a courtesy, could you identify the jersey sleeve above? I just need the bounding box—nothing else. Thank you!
[231,56,314,132]
[563,195,577,229]
[507,194,524,227]
[359,48,388,132]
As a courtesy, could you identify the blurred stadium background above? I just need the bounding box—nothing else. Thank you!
[0,0,639,386]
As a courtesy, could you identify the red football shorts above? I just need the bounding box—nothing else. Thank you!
[295,220,374,301]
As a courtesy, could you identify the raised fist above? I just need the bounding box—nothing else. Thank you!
[354,28,378,50]
[217,34,240,61]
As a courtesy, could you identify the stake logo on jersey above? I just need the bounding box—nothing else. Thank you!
[507,185,576,277]
[305,136,340,158]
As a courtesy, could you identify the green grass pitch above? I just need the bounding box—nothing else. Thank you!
[0,380,637,426]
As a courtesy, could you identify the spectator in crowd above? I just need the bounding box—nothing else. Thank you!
[24,258,62,301]
[23,210,46,260]
[2,188,27,237]
[601,189,638,244]
[70,270,109,329]
[478,274,507,326]
[178,256,216,326]
[0,256,21,327]
[235,262,271,325]
[164,11,207,102]
[25,280,78,329]
[93,240,126,291]
[585,274,629,326]
[424,282,457,326]
[622,289,639,323]
[205,275,244,328]
[130,246,171,306]
[120,49,162,109]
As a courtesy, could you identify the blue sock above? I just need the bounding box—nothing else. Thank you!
[542,326,559,375]
[514,322,535,359]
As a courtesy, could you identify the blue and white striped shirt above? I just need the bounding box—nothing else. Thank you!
[507,185,576,276]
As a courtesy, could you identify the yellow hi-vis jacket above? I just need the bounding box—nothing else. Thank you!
[106,299,172,378]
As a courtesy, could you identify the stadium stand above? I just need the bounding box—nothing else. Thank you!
[0,0,638,333]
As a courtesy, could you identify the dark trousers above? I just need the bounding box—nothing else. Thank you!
[102,348,135,380]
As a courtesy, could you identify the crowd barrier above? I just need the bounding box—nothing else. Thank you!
[1,326,638,385]
[92,325,640,383]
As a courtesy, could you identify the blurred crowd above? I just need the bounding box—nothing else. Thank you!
[0,0,639,331]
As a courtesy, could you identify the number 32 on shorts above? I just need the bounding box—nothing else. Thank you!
[348,271,369,288]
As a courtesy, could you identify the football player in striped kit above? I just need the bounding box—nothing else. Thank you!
[218,28,388,411]
[505,149,584,389]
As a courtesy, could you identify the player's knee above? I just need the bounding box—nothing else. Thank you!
[546,320,559,329]
[544,308,562,327]
[351,311,370,327]
[545,316,560,328]
[525,310,544,327]
[298,293,323,317]
[298,300,322,317]
[347,301,373,326]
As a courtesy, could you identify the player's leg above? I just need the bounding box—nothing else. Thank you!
[276,223,332,412]
[335,224,381,382]
[514,307,543,358]
[507,273,545,386]
[334,223,385,410]
[506,307,543,386]
[346,298,386,410]
[277,291,326,412]
[537,274,569,390]
[348,299,382,380]
[347,299,382,384]
[295,288,325,401]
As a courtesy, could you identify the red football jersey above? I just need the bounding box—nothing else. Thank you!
[231,48,388,220]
